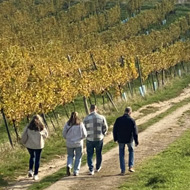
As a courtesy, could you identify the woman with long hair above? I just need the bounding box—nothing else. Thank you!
[21,114,48,180]
[63,112,87,176]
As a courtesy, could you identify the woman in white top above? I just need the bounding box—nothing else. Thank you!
[21,114,48,180]
[63,112,87,176]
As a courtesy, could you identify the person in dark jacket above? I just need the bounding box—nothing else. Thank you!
[113,107,139,175]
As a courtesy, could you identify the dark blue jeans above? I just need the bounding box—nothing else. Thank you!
[27,148,42,175]
[119,143,134,173]
[86,140,103,172]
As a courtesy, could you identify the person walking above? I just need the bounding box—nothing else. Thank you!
[63,112,87,176]
[21,114,48,180]
[113,107,139,175]
[83,104,108,175]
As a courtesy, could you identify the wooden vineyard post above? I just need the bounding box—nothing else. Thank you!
[151,72,156,91]
[71,101,76,112]
[155,71,160,88]
[90,54,98,70]
[46,113,56,131]
[63,105,69,119]
[83,96,89,115]
[26,115,30,123]
[92,91,97,105]
[136,56,145,97]
[161,69,165,86]
[67,54,89,115]
[13,120,19,142]
[136,57,143,89]
[181,61,186,73]
[106,90,119,112]
[1,109,13,148]
[78,68,89,115]
[52,110,60,128]
[102,94,105,109]
[128,82,133,97]
[41,113,49,130]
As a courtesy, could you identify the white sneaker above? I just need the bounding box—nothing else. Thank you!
[33,175,39,180]
[28,170,33,177]
[95,167,102,173]
[89,170,94,175]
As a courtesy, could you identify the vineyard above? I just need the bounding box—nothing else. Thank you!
[1,0,190,189]
[1,0,190,123]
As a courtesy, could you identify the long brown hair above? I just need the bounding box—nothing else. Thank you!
[67,112,81,126]
[28,114,45,131]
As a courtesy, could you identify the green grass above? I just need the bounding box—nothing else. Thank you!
[138,106,160,116]
[0,131,66,186]
[27,168,67,190]
[120,129,190,190]
[138,96,190,132]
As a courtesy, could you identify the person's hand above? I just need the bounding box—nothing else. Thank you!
[135,142,139,147]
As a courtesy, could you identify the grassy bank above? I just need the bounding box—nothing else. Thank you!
[120,120,190,190]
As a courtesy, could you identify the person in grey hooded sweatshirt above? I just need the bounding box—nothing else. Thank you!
[63,112,87,176]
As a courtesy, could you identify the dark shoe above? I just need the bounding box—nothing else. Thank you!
[129,168,135,172]
[119,172,125,176]
[73,172,79,176]
[67,166,71,176]
[28,170,33,177]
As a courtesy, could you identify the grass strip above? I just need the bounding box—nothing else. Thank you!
[120,128,190,190]
[138,96,190,132]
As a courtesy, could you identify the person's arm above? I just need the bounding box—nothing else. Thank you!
[113,119,118,142]
[21,126,28,144]
[41,128,48,139]
[132,119,139,146]
[102,116,108,135]
[83,117,87,130]
[80,122,87,139]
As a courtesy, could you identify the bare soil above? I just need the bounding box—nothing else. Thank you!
[6,86,190,190]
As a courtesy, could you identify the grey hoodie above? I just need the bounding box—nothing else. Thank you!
[63,122,87,148]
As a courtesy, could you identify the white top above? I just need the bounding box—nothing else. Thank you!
[63,122,87,148]
[21,127,48,149]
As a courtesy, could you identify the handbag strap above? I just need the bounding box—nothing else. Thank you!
[66,123,81,134]
[66,124,74,134]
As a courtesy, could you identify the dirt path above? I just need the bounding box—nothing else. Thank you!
[6,86,190,190]
[44,102,190,190]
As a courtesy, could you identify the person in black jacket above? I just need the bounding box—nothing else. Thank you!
[113,107,139,175]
